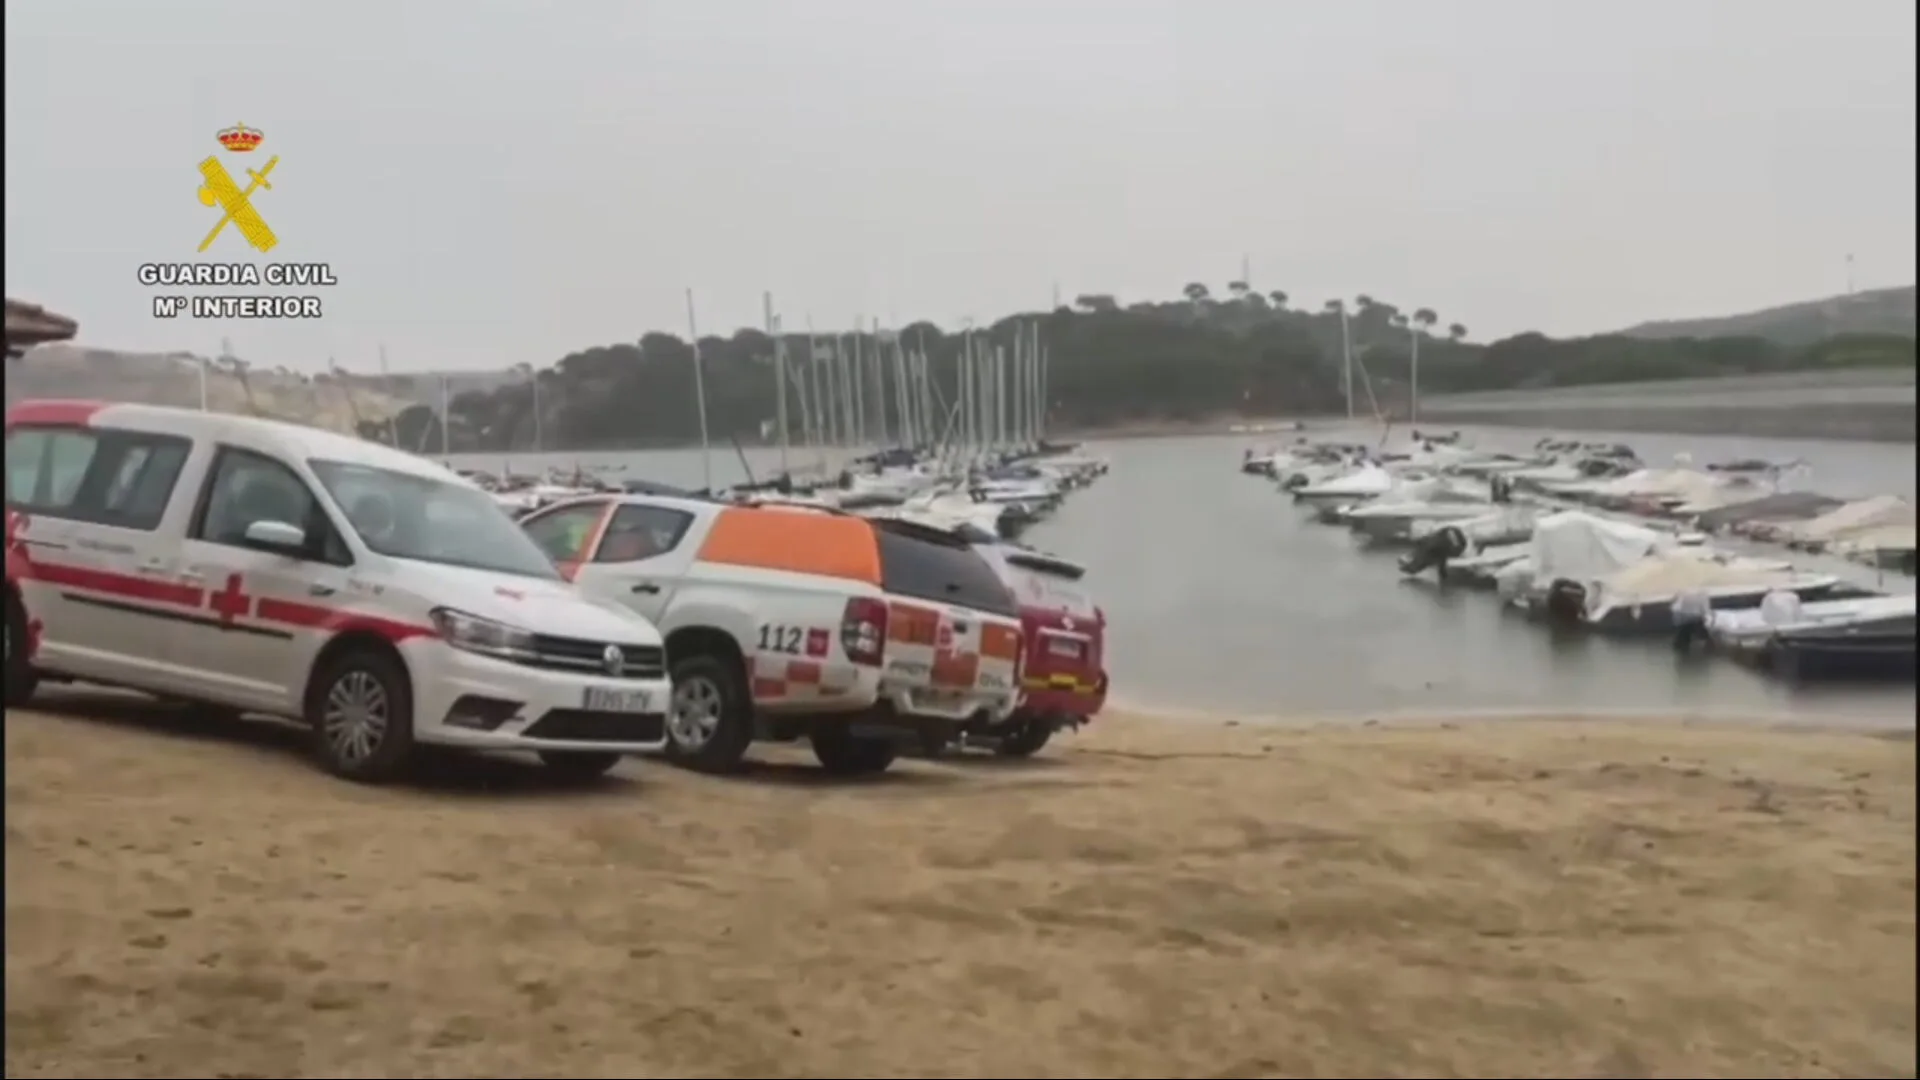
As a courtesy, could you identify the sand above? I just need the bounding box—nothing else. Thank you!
[5,693,1915,1079]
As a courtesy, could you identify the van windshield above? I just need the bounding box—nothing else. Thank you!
[309,459,561,580]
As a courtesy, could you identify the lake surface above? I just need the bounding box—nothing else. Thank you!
[451,424,1917,727]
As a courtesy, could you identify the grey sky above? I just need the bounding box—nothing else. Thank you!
[5,0,1914,373]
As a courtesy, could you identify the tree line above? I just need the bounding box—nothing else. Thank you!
[378,284,1916,453]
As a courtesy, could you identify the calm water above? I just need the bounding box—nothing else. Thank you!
[452,425,1917,727]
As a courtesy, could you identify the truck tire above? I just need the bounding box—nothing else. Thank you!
[811,728,898,775]
[664,653,754,773]
[537,750,623,781]
[995,718,1055,758]
[5,592,39,707]
[305,646,416,783]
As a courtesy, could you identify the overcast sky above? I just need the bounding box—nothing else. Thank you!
[5,0,1914,373]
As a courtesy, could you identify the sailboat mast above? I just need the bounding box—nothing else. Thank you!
[870,318,890,448]
[995,345,1009,451]
[1340,306,1355,421]
[685,288,713,492]
[958,326,974,466]
[1031,322,1043,444]
[850,323,866,449]
[438,374,451,458]
[891,335,912,449]
[765,292,789,476]
[378,343,400,447]
[806,317,830,472]
[1037,332,1050,443]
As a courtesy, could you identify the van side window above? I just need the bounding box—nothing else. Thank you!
[43,431,98,507]
[4,429,50,505]
[191,447,342,563]
[7,426,191,532]
[5,428,99,510]
[595,505,694,562]
[523,503,606,563]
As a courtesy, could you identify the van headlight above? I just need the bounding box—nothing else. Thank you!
[430,608,537,661]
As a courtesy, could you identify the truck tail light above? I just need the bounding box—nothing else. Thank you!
[840,597,888,666]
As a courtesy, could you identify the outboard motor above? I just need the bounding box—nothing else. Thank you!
[1543,580,1588,625]
[1398,525,1471,578]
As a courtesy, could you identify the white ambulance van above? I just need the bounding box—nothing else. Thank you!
[5,400,670,784]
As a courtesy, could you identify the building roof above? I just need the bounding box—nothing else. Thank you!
[5,298,79,357]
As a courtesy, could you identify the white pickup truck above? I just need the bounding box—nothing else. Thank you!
[519,494,1027,775]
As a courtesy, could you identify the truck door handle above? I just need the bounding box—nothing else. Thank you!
[630,582,660,595]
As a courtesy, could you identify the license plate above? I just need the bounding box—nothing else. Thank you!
[583,687,654,713]
[1046,637,1085,659]
[909,688,966,713]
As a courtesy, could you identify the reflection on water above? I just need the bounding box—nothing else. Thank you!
[451,424,1917,726]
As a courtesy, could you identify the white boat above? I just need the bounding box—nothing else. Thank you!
[1581,551,1838,629]
[1711,593,1916,648]
[1709,593,1916,679]
[1292,462,1395,506]
[892,489,1009,537]
[1442,540,1534,586]
[844,466,937,502]
[1340,476,1497,538]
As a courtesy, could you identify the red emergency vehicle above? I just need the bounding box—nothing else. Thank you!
[963,541,1107,757]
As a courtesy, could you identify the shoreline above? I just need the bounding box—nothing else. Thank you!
[1100,694,1919,736]
[7,694,1914,1078]
[443,409,1918,459]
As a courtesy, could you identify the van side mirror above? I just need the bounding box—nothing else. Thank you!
[242,519,307,556]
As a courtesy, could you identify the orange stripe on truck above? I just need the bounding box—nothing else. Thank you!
[980,623,1022,662]
[696,508,881,584]
[887,603,940,645]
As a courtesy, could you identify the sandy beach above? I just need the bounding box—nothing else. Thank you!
[5,694,1914,1079]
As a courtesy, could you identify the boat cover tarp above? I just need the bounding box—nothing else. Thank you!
[1594,553,1806,606]
[1528,511,1665,584]
[1689,491,1844,531]
[1831,523,1917,555]
[1791,496,1914,542]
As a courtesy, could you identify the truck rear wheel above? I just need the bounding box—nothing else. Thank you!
[664,653,754,773]
[811,727,898,775]
[995,717,1055,758]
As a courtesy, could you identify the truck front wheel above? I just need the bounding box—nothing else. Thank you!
[664,653,755,773]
